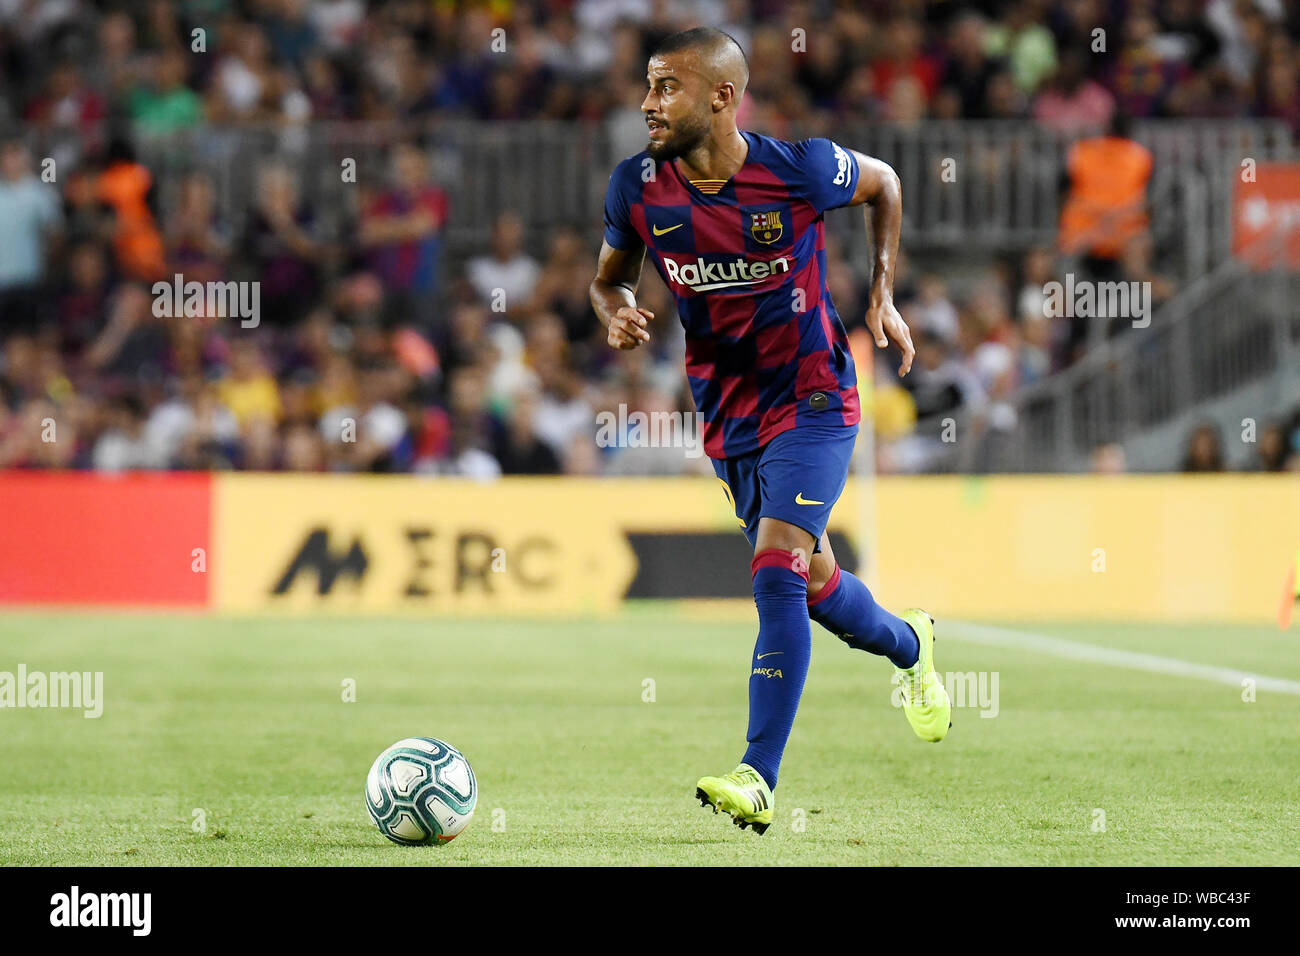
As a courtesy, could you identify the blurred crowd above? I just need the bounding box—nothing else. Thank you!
[3,0,1297,133]
[1086,407,1300,474]
[0,117,709,476]
[1,1,1297,477]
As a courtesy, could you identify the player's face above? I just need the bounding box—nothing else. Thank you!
[642,55,712,161]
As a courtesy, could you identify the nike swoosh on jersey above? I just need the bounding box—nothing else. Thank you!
[651,223,684,236]
[795,492,825,505]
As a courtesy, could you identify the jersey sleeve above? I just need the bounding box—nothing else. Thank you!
[789,138,859,214]
[602,160,642,250]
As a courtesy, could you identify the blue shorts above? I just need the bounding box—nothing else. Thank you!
[711,424,858,552]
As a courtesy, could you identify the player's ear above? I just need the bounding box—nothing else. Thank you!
[712,82,734,112]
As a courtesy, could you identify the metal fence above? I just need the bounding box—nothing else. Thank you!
[126,120,612,255]
[110,117,1294,271]
[813,119,1293,279]
[915,225,1300,473]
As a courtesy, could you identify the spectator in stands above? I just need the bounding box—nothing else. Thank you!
[1206,0,1281,87]
[1058,113,1153,282]
[1110,8,1193,118]
[23,62,108,147]
[0,137,62,340]
[166,172,228,285]
[493,385,561,475]
[525,312,593,465]
[207,21,275,123]
[796,30,851,112]
[281,421,327,471]
[359,142,447,326]
[911,273,960,346]
[1053,0,1115,56]
[883,74,929,126]
[60,166,108,249]
[216,338,282,433]
[822,235,860,335]
[1032,50,1116,133]
[83,284,169,389]
[309,0,365,53]
[128,48,204,135]
[1182,422,1226,472]
[1166,61,1251,119]
[1258,35,1300,136]
[531,226,602,353]
[1255,422,1290,472]
[173,381,240,470]
[1156,0,1224,70]
[92,393,156,471]
[319,359,410,472]
[442,364,502,479]
[1,334,60,408]
[961,280,1020,429]
[939,12,1004,119]
[97,137,166,282]
[0,394,81,469]
[88,10,147,107]
[466,211,540,317]
[1091,443,1128,474]
[302,54,348,120]
[241,162,323,325]
[1014,247,1065,375]
[55,242,113,361]
[903,327,985,422]
[984,68,1029,119]
[1016,246,1054,325]
[985,0,1057,95]
[265,0,320,70]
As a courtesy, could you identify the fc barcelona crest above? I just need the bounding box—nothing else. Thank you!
[750,210,783,244]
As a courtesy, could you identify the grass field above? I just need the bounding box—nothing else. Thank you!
[1,608,1297,866]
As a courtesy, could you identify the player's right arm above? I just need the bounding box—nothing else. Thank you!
[590,240,653,350]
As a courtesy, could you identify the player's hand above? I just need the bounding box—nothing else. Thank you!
[865,294,914,377]
[608,306,653,350]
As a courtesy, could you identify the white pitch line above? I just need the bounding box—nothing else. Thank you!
[942,620,1300,697]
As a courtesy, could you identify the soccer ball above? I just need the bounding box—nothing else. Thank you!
[365,737,477,845]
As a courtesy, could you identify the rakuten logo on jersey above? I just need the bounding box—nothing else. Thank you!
[662,255,792,292]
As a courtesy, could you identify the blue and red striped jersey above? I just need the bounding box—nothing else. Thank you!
[603,131,862,459]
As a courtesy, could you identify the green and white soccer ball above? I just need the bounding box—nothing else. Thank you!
[365,737,477,845]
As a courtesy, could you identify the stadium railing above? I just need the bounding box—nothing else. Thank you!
[912,222,1300,473]
[87,118,1291,264]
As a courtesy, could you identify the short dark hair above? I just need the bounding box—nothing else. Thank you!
[650,26,749,74]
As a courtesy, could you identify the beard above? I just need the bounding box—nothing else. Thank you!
[645,111,710,162]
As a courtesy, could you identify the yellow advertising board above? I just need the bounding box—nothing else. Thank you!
[213,473,1300,623]
[213,475,646,616]
[869,476,1300,623]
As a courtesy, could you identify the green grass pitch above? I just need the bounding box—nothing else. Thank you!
[1,609,1297,866]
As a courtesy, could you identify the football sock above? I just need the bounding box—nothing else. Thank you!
[741,548,812,791]
[807,565,920,668]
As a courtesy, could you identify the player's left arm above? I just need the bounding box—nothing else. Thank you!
[847,151,913,377]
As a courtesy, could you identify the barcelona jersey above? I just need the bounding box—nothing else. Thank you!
[602,131,863,459]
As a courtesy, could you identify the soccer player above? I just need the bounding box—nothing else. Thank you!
[589,27,951,834]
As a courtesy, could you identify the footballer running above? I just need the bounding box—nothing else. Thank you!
[589,27,951,835]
